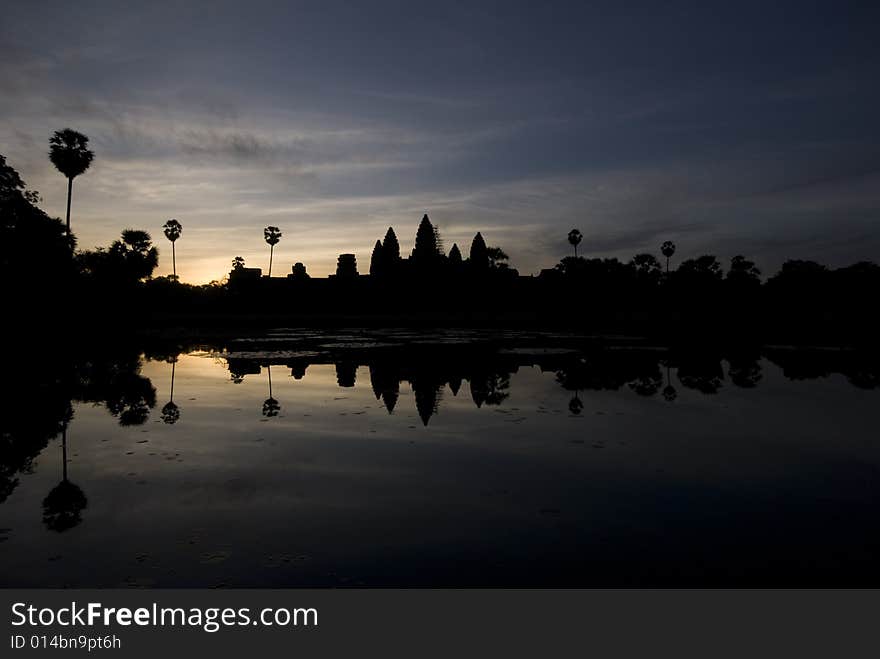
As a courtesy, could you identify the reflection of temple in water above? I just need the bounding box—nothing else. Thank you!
[369,363,400,414]
[1,342,878,518]
[336,361,357,388]
[213,345,880,426]
[228,358,261,384]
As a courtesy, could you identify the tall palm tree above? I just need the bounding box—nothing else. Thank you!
[264,226,282,277]
[661,241,676,273]
[48,129,94,243]
[162,219,183,281]
[567,229,583,258]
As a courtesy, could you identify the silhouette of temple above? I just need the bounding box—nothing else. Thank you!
[334,253,358,279]
[3,137,878,339]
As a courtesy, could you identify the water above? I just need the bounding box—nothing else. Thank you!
[1,332,879,586]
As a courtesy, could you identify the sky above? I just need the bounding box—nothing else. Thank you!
[1,0,878,282]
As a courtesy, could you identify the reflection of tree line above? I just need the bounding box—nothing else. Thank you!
[2,346,878,532]
[0,348,163,532]
[227,347,880,423]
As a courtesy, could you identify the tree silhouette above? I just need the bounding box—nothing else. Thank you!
[487,246,509,270]
[162,218,182,281]
[567,229,583,258]
[113,229,159,281]
[161,401,179,423]
[161,358,180,424]
[469,370,510,407]
[2,154,73,289]
[1,153,28,199]
[661,241,676,273]
[105,370,157,426]
[630,253,662,286]
[48,129,94,243]
[662,363,677,402]
[42,423,88,532]
[728,356,762,388]
[261,397,280,417]
[264,226,282,277]
[677,355,724,394]
[727,255,761,289]
[628,370,663,396]
[232,255,245,271]
[765,260,829,305]
[262,365,280,417]
[678,255,723,283]
[77,229,158,285]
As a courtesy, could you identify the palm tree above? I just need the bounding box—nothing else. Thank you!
[264,226,282,277]
[567,229,583,258]
[161,357,180,424]
[162,219,183,281]
[661,241,676,273]
[662,362,677,402]
[48,129,95,243]
[43,418,88,532]
[262,364,280,417]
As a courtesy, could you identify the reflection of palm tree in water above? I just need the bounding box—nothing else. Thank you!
[662,363,677,402]
[262,365,280,417]
[568,391,583,415]
[161,358,180,424]
[42,413,87,532]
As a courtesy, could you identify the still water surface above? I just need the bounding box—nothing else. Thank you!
[2,333,879,586]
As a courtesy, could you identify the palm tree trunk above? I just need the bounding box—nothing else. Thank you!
[666,256,670,273]
[170,361,176,403]
[267,365,273,399]
[61,425,68,482]
[172,241,177,280]
[65,177,73,246]
[268,245,274,278]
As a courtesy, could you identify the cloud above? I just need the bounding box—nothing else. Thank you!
[1,1,878,283]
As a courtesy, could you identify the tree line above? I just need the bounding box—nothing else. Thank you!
[3,129,879,340]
